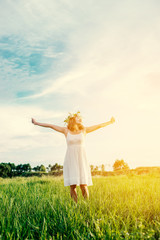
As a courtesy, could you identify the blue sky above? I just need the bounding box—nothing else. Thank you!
[0,0,160,170]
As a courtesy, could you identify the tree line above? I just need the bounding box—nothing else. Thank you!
[0,159,129,178]
[0,162,65,178]
[91,159,129,172]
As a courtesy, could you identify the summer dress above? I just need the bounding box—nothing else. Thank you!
[63,130,93,186]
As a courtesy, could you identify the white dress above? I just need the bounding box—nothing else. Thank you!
[63,131,93,187]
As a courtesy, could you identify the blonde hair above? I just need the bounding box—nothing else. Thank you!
[64,111,85,131]
[67,116,85,131]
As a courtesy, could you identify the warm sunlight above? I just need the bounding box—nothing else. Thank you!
[0,1,160,239]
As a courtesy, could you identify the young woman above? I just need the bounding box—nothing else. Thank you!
[31,111,115,203]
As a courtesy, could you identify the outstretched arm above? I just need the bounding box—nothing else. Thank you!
[85,117,115,134]
[31,118,66,134]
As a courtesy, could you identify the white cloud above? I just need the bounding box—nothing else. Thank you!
[0,104,67,153]
[11,0,160,103]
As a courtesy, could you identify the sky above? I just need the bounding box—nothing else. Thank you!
[0,0,160,170]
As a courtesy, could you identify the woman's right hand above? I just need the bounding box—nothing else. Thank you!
[31,118,37,125]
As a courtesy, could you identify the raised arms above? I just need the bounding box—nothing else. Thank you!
[31,118,66,134]
[31,116,115,134]
[85,117,115,134]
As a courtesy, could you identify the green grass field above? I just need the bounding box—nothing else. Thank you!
[0,175,160,240]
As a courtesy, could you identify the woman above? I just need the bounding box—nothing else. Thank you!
[31,111,115,203]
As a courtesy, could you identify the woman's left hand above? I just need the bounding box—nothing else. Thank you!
[110,117,115,124]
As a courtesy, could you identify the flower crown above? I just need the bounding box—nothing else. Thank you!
[64,110,82,125]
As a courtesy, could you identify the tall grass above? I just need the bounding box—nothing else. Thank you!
[0,175,160,239]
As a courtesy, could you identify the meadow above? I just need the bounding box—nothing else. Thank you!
[0,175,160,240]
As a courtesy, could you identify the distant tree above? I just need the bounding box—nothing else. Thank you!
[90,165,94,171]
[101,164,105,172]
[113,159,129,171]
[46,164,52,172]
[51,163,63,172]
[8,163,16,171]
[15,164,30,172]
[32,165,46,172]
[40,165,46,172]
[16,164,24,172]
[23,164,31,172]
[51,163,58,171]
[94,166,99,171]
[32,166,40,172]
[0,163,11,178]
